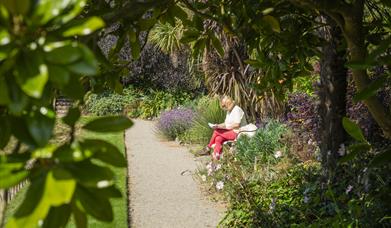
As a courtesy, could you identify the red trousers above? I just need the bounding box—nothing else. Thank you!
[208,129,237,157]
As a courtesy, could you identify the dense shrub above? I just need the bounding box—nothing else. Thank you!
[180,97,226,144]
[156,108,195,140]
[84,87,192,119]
[235,120,287,167]
[136,90,192,119]
[84,88,135,116]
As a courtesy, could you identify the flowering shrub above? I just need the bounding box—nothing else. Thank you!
[156,108,195,140]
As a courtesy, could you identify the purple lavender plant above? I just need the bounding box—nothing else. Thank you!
[156,108,195,140]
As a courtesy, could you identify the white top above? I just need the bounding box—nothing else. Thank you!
[225,105,247,133]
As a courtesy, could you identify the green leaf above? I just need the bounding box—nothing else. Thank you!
[170,4,188,21]
[90,186,122,199]
[15,52,49,99]
[7,174,49,228]
[32,0,72,25]
[63,107,80,127]
[75,186,113,222]
[45,168,76,206]
[10,117,36,146]
[342,117,367,143]
[353,77,386,102]
[67,61,97,76]
[57,0,87,25]
[62,16,105,37]
[66,161,114,188]
[48,65,71,86]
[81,139,127,167]
[180,29,200,43]
[83,116,133,132]
[130,40,141,59]
[8,82,29,115]
[42,205,71,228]
[72,202,87,228]
[0,168,28,189]
[45,44,82,64]
[61,75,85,99]
[0,116,11,149]
[369,148,391,167]
[0,28,10,46]
[262,15,280,33]
[1,0,30,15]
[26,108,55,147]
[0,78,11,105]
[210,33,224,57]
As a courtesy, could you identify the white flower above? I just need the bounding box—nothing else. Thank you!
[215,164,222,171]
[201,175,207,182]
[307,139,313,145]
[274,150,282,158]
[216,181,224,190]
[304,196,310,204]
[345,185,353,194]
[337,144,346,156]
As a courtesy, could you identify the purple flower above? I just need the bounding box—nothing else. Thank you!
[156,108,195,140]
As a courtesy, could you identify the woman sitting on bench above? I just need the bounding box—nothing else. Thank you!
[199,96,247,160]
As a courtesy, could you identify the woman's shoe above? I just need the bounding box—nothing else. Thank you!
[197,146,211,156]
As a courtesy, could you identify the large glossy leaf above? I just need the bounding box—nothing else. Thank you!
[8,82,29,115]
[83,116,133,132]
[262,15,280,33]
[0,116,11,149]
[32,0,73,25]
[62,107,80,127]
[66,161,114,188]
[48,64,71,86]
[0,76,10,105]
[26,108,55,147]
[45,44,82,64]
[0,167,28,189]
[62,16,105,37]
[342,117,367,143]
[10,117,36,146]
[45,168,76,206]
[15,52,49,99]
[72,202,87,228]
[42,205,71,228]
[210,33,224,57]
[75,186,113,222]
[2,0,30,15]
[57,0,87,25]
[81,139,127,167]
[7,174,49,228]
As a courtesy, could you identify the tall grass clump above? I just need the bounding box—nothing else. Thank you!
[182,97,225,144]
[235,120,288,167]
[156,108,195,140]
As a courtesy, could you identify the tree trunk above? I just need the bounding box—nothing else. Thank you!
[342,3,391,139]
[318,16,347,180]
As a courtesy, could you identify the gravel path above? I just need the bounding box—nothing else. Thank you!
[125,119,224,228]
